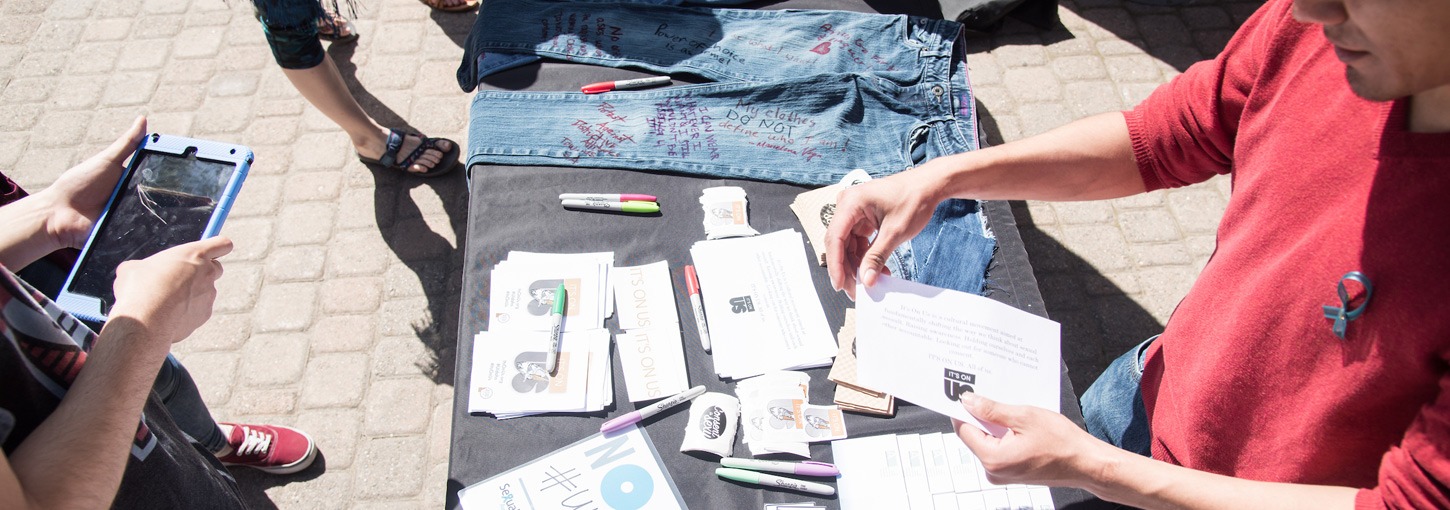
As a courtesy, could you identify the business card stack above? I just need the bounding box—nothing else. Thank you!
[827,309,896,416]
[789,169,873,266]
[486,251,615,332]
[470,251,618,419]
[736,371,849,458]
[467,329,613,419]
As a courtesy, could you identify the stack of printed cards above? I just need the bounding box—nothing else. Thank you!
[737,371,848,458]
[471,251,618,419]
[487,251,615,332]
[611,261,691,403]
[827,309,896,416]
[467,329,613,419]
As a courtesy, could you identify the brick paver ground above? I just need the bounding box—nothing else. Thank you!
[1,0,1250,506]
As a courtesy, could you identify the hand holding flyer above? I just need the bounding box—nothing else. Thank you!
[855,275,1061,437]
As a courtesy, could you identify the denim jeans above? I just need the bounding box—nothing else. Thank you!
[460,1,995,294]
[154,354,227,454]
[1081,336,1156,457]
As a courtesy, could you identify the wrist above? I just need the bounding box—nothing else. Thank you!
[99,310,175,352]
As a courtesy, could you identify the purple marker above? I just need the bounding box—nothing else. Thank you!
[720,458,841,477]
[600,385,707,434]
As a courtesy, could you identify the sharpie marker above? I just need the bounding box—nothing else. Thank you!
[545,283,565,374]
[581,76,672,94]
[562,199,660,214]
[559,193,659,203]
[721,458,840,477]
[600,385,706,433]
[716,468,836,496]
[684,265,711,352]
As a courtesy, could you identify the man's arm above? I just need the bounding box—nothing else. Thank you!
[0,237,230,510]
[826,112,1142,297]
[952,393,1359,510]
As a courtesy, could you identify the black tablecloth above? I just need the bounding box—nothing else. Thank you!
[448,1,1107,508]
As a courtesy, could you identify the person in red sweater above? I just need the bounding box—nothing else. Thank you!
[826,0,1450,506]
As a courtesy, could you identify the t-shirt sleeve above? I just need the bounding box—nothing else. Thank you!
[1354,372,1450,509]
[1121,0,1291,191]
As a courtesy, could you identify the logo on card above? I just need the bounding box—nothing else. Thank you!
[729,296,755,313]
[700,406,728,439]
[943,368,976,401]
[819,203,835,226]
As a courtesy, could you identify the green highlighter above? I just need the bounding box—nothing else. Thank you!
[545,283,565,374]
[560,199,660,214]
[715,467,836,496]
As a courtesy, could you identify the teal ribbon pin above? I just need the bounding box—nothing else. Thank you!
[1322,271,1372,340]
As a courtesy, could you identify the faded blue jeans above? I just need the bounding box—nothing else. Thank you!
[459,1,995,294]
[1081,337,1156,457]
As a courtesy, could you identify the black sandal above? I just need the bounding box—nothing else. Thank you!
[317,12,359,44]
[357,129,460,177]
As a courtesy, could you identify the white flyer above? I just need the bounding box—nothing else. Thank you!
[689,229,836,379]
[612,261,680,331]
[457,425,687,510]
[856,275,1061,437]
[615,327,690,403]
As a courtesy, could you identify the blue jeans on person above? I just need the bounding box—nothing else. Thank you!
[1081,336,1156,457]
[460,0,996,295]
[154,354,228,454]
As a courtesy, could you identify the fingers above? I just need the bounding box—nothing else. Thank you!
[857,223,906,288]
[953,418,994,451]
[960,392,1021,429]
[97,116,147,166]
[193,236,234,260]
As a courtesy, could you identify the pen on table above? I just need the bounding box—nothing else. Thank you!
[559,193,658,203]
[720,458,840,477]
[600,385,707,433]
[561,199,660,214]
[581,76,672,94]
[545,283,565,375]
[684,265,712,352]
[715,468,836,496]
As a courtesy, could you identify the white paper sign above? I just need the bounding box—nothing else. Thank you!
[856,275,1060,437]
[616,327,689,403]
[457,425,686,510]
[612,261,680,331]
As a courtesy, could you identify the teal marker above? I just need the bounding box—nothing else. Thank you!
[715,467,835,496]
[561,199,660,214]
[546,283,566,374]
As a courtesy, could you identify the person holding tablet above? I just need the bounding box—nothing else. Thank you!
[0,117,317,509]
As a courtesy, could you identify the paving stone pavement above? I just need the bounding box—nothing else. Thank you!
[0,0,1251,506]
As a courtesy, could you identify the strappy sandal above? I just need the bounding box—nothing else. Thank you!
[317,11,359,43]
[357,129,460,178]
[419,0,479,13]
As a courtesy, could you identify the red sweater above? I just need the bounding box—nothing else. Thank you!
[1122,0,1450,507]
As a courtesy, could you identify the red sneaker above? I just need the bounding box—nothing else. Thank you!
[215,423,318,475]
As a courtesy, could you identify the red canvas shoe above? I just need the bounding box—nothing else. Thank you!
[215,423,318,475]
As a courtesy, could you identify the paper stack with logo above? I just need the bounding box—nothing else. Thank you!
[469,251,616,419]
[789,169,874,266]
[736,371,848,458]
[689,229,838,379]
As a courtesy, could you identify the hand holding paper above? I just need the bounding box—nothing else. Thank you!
[855,275,1060,437]
[952,391,1112,490]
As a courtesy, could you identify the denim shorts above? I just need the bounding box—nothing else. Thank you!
[252,0,327,69]
[460,1,995,295]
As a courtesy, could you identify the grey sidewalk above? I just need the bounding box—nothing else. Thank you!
[0,0,1246,507]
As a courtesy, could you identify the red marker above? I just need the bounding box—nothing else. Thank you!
[581,76,672,94]
[684,265,711,352]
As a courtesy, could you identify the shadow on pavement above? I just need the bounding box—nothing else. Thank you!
[977,101,1165,395]
[328,42,469,386]
[232,450,329,509]
[961,0,1253,72]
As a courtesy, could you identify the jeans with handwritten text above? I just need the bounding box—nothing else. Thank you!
[460,1,995,295]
